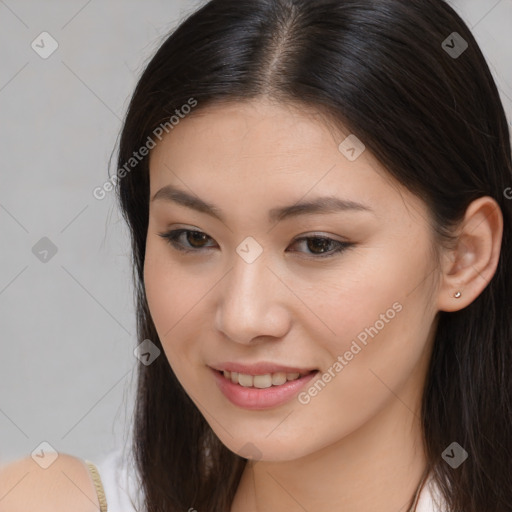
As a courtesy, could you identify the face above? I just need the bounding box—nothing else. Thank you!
[144,98,440,462]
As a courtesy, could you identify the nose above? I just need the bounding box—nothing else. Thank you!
[214,252,292,345]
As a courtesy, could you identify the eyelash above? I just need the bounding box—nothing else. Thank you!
[157,229,352,259]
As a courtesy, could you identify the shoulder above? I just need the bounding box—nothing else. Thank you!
[0,452,100,512]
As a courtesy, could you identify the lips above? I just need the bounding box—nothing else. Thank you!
[211,367,319,410]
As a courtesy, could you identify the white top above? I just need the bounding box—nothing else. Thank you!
[94,449,448,512]
[94,449,143,512]
[416,473,449,512]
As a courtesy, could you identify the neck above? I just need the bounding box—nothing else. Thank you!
[230,376,429,512]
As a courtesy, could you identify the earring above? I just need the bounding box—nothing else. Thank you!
[454,291,462,298]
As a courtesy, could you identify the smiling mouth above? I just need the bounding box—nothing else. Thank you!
[217,369,317,389]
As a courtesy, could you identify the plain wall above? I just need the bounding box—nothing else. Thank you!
[0,0,511,466]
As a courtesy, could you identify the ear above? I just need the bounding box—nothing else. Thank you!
[437,196,503,312]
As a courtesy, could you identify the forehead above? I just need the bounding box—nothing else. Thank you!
[148,98,426,224]
[151,100,371,180]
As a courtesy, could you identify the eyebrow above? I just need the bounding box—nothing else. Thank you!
[151,185,375,223]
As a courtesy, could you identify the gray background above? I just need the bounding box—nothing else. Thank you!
[0,0,511,466]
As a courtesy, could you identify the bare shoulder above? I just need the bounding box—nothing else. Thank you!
[0,452,100,512]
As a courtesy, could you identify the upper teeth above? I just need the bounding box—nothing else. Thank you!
[222,370,307,388]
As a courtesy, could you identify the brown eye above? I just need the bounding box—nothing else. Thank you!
[158,229,216,252]
[186,231,210,248]
[288,236,352,259]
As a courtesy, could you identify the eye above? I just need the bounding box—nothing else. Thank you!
[158,229,216,252]
[288,235,352,258]
[158,229,353,259]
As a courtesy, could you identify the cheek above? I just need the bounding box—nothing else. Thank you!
[296,254,406,354]
[144,240,174,332]
[143,239,190,354]
[143,237,213,373]
[143,249,198,398]
[310,240,435,386]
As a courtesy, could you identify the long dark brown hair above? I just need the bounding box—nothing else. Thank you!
[114,0,512,510]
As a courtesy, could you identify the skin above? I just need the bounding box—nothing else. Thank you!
[0,454,102,511]
[144,97,503,512]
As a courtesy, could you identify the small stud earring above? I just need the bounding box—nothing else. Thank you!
[454,291,462,298]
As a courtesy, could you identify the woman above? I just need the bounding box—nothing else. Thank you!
[1,0,511,511]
